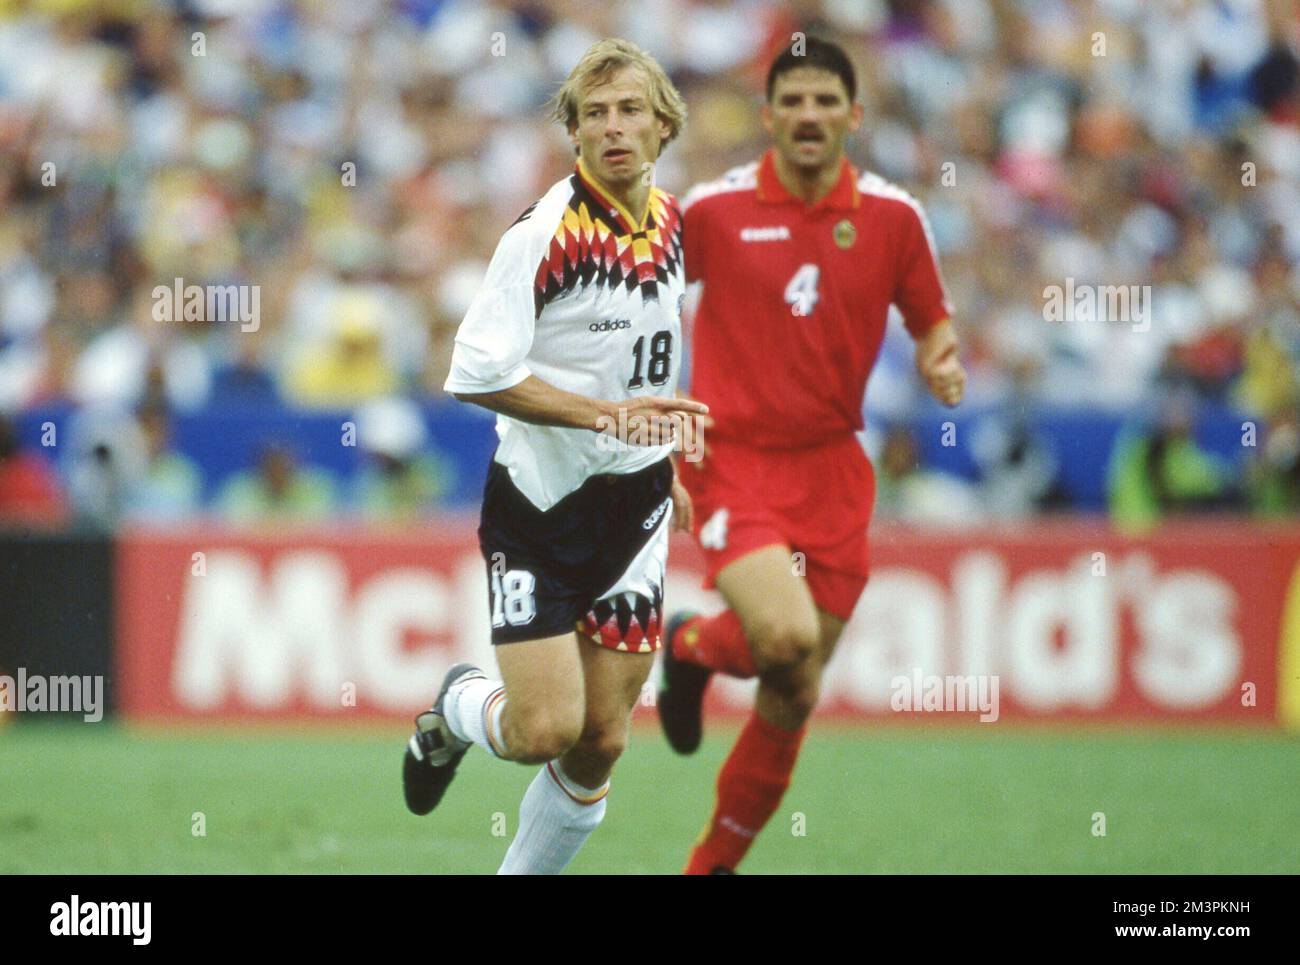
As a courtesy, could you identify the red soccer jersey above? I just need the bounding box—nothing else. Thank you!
[682,149,952,449]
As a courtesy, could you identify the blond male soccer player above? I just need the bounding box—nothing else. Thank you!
[403,39,705,874]
[659,37,966,874]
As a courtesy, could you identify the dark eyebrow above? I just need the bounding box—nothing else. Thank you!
[584,95,646,110]
[779,91,842,103]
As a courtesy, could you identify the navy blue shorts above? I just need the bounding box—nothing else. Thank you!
[477,457,673,650]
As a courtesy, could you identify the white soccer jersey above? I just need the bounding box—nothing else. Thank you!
[445,159,686,511]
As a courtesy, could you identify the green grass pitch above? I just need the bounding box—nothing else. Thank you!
[2,722,1297,874]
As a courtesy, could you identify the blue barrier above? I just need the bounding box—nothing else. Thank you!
[14,401,1252,511]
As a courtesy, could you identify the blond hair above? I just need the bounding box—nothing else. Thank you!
[550,38,686,154]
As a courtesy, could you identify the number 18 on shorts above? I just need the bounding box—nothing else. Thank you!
[479,458,674,652]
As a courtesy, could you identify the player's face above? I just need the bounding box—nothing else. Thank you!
[571,66,670,191]
[763,67,863,173]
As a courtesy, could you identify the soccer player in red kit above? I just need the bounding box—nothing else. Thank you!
[659,37,966,874]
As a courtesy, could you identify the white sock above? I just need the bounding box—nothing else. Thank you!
[443,676,508,758]
[497,761,609,875]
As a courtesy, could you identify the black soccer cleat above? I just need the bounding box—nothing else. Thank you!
[657,610,712,755]
[403,662,486,816]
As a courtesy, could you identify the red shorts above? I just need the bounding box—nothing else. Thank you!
[679,434,874,621]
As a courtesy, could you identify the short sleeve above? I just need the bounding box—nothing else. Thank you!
[681,189,709,286]
[443,221,543,394]
[893,201,953,339]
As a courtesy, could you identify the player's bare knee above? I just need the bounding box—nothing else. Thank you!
[507,709,583,763]
[570,722,627,772]
[750,617,820,675]
[784,679,821,722]
[517,726,581,763]
[765,653,820,693]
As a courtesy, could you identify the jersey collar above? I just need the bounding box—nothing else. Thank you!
[575,158,653,234]
[755,148,860,211]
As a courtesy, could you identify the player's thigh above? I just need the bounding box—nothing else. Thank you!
[714,544,821,665]
[495,632,585,740]
[815,608,847,667]
[575,636,654,741]
[553,639,652,786]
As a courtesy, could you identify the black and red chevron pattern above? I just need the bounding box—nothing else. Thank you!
[533,176,683,318]
[577,584,664,653]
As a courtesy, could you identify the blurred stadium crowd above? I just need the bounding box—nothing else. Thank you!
[0,0,1297,530]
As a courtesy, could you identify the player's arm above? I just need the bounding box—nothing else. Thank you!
[667,192,711,528]
[913,318,965,407]
[895,202,966,408]
[452,377,613,431]
[453,377,707,437]
[664,387,710,532]
[667,449,694,532]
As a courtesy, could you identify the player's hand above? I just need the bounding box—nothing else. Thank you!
[670,467,694,532]
[598,396,710,450]
[915,319,966,407]
[673,393,713,466]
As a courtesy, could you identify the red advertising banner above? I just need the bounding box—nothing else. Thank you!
[115,520,1300,727]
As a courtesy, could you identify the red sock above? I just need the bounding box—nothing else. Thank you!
[670,611,756,678]
[684,713,806,874]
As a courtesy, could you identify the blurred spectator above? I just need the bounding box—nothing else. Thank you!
[283,293,400,408]
[872,425,984,526]
[0,320,80,410]
[215,443,338,524]
[1248,410,1300,517]
[1235,322,1297,419]
[351,396,449,522]
[72,287,214,412]
[125,402,203,521]
[65,405,148,530]
[1107,391,1238,531]
[0,413,67,528]
[971,412,1069,517]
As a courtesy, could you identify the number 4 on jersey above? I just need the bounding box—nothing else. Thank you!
[784,263,820,317]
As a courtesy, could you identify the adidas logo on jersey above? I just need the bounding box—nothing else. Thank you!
[739,226,791,242]
[590,318,632,332]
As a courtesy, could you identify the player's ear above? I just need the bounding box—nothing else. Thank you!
[760,101,774,136]
[657,115,671,146]
[848,101,864,132]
